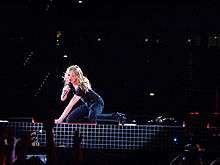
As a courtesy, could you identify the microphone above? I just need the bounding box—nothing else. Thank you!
[61,83,71,100]
[62,89,69,97]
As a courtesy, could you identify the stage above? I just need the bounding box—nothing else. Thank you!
[0,120,219,152]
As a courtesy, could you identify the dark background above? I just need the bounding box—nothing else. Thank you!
[0,0,220,122]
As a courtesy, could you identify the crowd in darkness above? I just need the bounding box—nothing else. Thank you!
[0,120,83,165]
[0,121,220,165]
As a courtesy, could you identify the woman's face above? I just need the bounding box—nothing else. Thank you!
[69,70,78,84]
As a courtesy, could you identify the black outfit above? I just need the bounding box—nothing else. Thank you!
[65,85,104,122]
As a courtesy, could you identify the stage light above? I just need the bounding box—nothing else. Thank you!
[78,0,83,4]
[182,121,186,128]
[208,33,220,47]
[56,30,64,47]
[24,51,34,67]
[63,54,68,58]
[173,137,179,145]
[57,31,62,38]
[149,92,155,96]
[97,38,101,42]
[187,39,191,43]
[189,111,200,115]
[144,38,149,42]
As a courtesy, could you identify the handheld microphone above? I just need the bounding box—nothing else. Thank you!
[63,88,70,97]
[61,83,71,100]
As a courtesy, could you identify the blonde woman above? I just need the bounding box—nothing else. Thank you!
[55,65,104,123]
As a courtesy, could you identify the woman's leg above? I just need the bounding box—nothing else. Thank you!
[65,105,89,122]
[88,103,104,122]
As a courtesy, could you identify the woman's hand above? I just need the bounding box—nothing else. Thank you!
[63,84,71,92]
[55,118,64,124]
[61,85,71,101]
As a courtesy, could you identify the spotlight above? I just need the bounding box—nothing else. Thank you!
[56,30,64,47]
[149,92,155,96]
[97,38,101,42]
[144,38,149,42]
[173,137,179,145]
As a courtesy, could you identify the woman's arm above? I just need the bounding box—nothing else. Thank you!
[56,94,81,123]
[61,72,71,101]
[60,85,71,101]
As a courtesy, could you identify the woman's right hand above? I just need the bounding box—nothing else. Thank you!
[61,85,71,101]
[63,84,71,91]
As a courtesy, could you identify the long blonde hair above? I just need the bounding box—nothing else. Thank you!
[66,65,91,92]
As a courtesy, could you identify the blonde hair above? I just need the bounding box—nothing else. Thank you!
[66,65,91,92]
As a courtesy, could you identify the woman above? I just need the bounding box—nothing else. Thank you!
[55,65,104,123]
